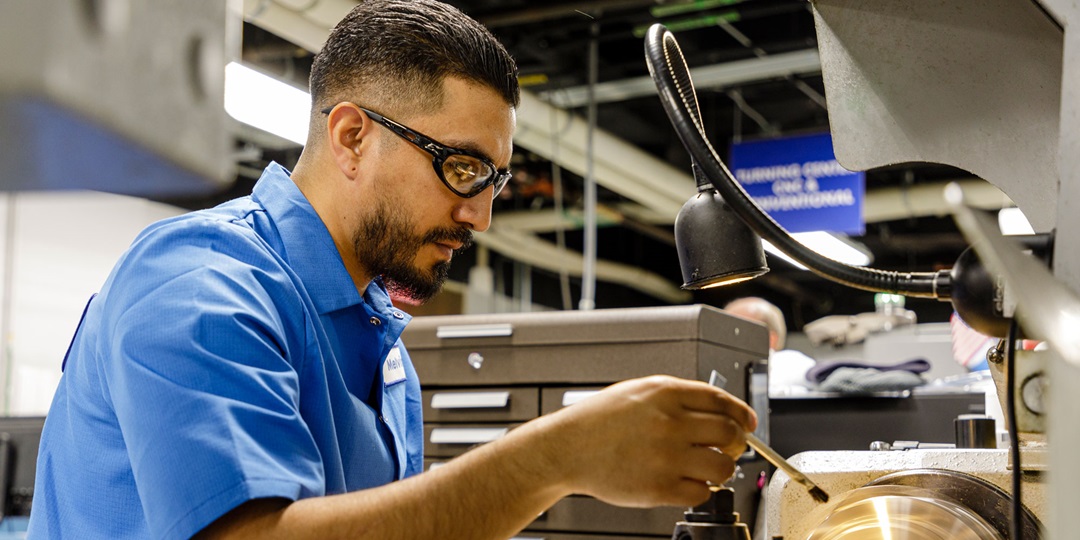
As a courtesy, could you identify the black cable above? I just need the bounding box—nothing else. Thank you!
[1006,320,1022,540]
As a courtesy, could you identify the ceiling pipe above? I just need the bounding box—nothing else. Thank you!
[541,48,821,108]
[493,178,1014,232]
[476,228,692,303]
[579,20,601,311]
[864,178,1012,223]
[251,0,355,27]
[516,91,695,217]
[241,0,332,52]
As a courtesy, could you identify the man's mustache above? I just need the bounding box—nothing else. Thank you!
[423,226,474,255]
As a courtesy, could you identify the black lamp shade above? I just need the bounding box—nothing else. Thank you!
[675,188,769,289]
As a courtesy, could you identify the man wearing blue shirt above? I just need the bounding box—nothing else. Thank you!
[29,1,756,539]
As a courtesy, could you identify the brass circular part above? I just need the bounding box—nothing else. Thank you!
[806,485,1002,540]
[805,469,1042,540]
[866,469,1042,538]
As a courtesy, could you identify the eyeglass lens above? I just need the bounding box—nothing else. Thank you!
[442,155,507,196]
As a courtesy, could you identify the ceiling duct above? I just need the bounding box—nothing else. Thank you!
[542,49,821,108]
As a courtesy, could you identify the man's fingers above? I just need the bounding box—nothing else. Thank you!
[560,375,759,510]
[674,381,757,432]
[669,479,714,508]
[680,445,738,487]
[677,413,748,457]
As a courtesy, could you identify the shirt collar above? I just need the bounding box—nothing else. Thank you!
[251,162,364,314]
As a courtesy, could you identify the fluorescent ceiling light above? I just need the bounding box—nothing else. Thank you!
[998,207,1035,236]
[762,240,808,270]
[763,231,872,269]
[224,62,310,145]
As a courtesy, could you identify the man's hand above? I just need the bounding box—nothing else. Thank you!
[532,375,757,509]
[198,375,757,540]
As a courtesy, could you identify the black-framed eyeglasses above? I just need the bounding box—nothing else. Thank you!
[321,103,511,198]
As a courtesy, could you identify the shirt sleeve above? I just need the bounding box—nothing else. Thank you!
[98,218,324,540]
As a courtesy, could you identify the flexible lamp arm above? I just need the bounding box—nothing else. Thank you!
[645,24,949,299]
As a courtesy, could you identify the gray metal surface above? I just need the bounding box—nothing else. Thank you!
[1029,3,1080,533]
[403,305,768,387]
[810,0,1062,231]
[947,187,1080,368]
[0,0,235,195]
[1042,0,1080,532]
[405,304,768,353]
[947,180,1080,538]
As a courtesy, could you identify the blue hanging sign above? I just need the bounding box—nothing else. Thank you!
[728,132,865,235]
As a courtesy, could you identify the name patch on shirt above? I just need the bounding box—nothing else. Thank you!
[383,347,407,386]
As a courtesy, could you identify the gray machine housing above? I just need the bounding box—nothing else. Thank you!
[0,0,235,195]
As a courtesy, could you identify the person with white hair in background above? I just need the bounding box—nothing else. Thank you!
[724,297,816,396]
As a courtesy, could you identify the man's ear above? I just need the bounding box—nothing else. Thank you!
[324,104,374,180]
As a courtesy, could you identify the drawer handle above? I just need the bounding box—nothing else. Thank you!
[431,391,510,409]
[436,323,513,339]
[430,428,508,445]
[562,390,600,407]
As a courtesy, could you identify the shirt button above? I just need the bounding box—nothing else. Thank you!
[369,316,382,326]
[392,311,404,319]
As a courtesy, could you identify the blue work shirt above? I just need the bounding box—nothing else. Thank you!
[28,162,424,540]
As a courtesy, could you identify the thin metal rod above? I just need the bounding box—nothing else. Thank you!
[579,20,599,311]
[517,261,532,312]
[710,369,828,502]
[550,99,574,311]
[745,433,829,502]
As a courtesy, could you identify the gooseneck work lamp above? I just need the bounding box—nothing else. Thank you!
[644,24,951,299]
[676,162,769,289]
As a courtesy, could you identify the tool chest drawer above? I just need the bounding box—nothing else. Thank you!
[539,387,604,416]
[423,423,517,458]
[421,387,540,423]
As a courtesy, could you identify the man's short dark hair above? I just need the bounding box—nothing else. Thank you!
[310,0,519,118]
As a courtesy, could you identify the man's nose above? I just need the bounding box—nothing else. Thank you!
[452,187,494,232]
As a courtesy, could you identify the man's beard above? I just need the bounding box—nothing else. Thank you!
[352,197,473,304]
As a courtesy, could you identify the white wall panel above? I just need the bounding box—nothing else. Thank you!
[3,192,184,414]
